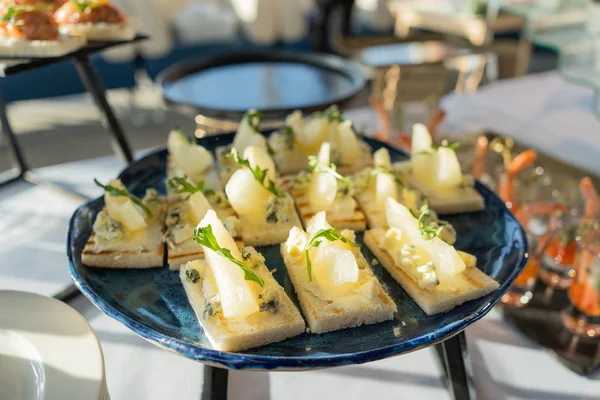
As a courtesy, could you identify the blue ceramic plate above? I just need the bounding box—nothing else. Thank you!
[68,134,528,370]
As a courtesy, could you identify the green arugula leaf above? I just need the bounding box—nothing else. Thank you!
[409,201,448,240]
[94,178,152,217]
[308,155,348,183]
[2,4,52,23]
[246,110,263,133]
[366,167,404,186]
[304,228,359,281]
[230,148,284,198]
[70,0,102,13]
[167,176,215,196]
[193,225,265,287]
[314,106,343,123]
[432,139,460,151]
[282,126,295,149]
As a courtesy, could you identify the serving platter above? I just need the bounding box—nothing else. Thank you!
[67,133,528,370]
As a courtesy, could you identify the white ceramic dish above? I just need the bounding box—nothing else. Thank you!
[0,291,106,400]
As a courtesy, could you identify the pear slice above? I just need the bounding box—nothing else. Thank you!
[244,145,276,182]
[311,244,359,296]
[373,148,397,207]
[225,168,270,216]
[232,110,267,154]
[308,143,336,211]
[385,198,465,281]
[187,191,212,226]
[306,210,333,237]
[297,117,328,153]
[335,120,362,165]
[167,130,212,177]
[104,180,147,232]
[374,147,392,169]
[434,147,463,190]
[197,210,259,319]
[286,110,305,136]
[411,124,436,187]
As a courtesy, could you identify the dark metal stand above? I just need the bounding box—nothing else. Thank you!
[315,0,356,51]
[435,332,471,400]
[73,54,133,164]
[202,366,228,400]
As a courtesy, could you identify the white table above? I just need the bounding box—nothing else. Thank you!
[2,74,600,398]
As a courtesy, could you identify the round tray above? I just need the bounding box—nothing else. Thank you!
[68,134,527,371]
[157,51,366,121]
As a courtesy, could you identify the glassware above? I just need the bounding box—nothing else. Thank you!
[561,218,600,339]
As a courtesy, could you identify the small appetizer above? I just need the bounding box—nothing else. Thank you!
[54,0,136,41]
[217,110,269,185]
[320,106,373,175]
[408,124,484,214]
[0,0,66,13]
[167,128,221,193]
[83,179,166,268]
[225,146,302,246]
[180,210,305,351]
[364,198,498,315]
[0,3,86,57]
[280,212,397,333]
[165,176,240,270]
[354,147,419,228]
[281,142,366,231]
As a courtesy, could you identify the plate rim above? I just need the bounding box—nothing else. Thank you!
[156,50,367,121]
[68,134,528,370]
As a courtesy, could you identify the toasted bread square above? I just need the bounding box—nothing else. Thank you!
[364,229,499,315]
[216,145,239,186]
[239,194,303,247]
[166,156,222,194]
[335,141,374,175]
[180,254,305,352]
[0,35,86,58]
[407,175,485,214]
[268,132,312,175]
[280,243,396,334]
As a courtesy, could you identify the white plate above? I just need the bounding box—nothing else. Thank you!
[0,291,106,400]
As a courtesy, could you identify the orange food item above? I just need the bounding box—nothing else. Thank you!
[369,96,391,142]
[498,149,537,206]
[0,0,65,13]
[0,7,59,40]
[514,256,540,287]
[569,246,600,316]
[55,0,126,25]
[546,237,577,266]
[426,109,446,140]
[471,135,488,179]
[580,177,600,219]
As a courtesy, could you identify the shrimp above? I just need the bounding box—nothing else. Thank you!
[426,109,446,140]
[369,96,391,142]
[498,149,537,207]
[471,135,488,179]
[579,177,600,219]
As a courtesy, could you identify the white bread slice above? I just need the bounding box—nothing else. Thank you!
[364,229,499,315]
[82,199,167,269]
[240,194,303,246]
[0,35,86,58]
[165,194,240,270]
[180,254,305,352]
[281,242,396,334]
[407,175,485,214]
[58,22,136,41]
[166,155,222,194]
[279,175,367,232]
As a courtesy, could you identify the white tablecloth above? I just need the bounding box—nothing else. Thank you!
[2,73,600,399]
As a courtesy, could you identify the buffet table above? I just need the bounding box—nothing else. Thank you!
[2,72,600,399]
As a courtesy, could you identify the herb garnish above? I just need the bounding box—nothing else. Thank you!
[308,155,348,182]
[94,178,152,217]
[419,140,460,156]
[409,201,448,240]
[367,167,403,186]
[167,176,215,197]
[282,126,295,150]
[2,4,52,24]
[314,106,343,123]
[230,149,284,198]
[304,229,359,281]
[246,110,263,133]
[193,225,265,287]
[70,0,102,13]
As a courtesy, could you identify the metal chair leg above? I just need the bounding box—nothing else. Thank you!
[202,366,228,400]
[435,332,471,400]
